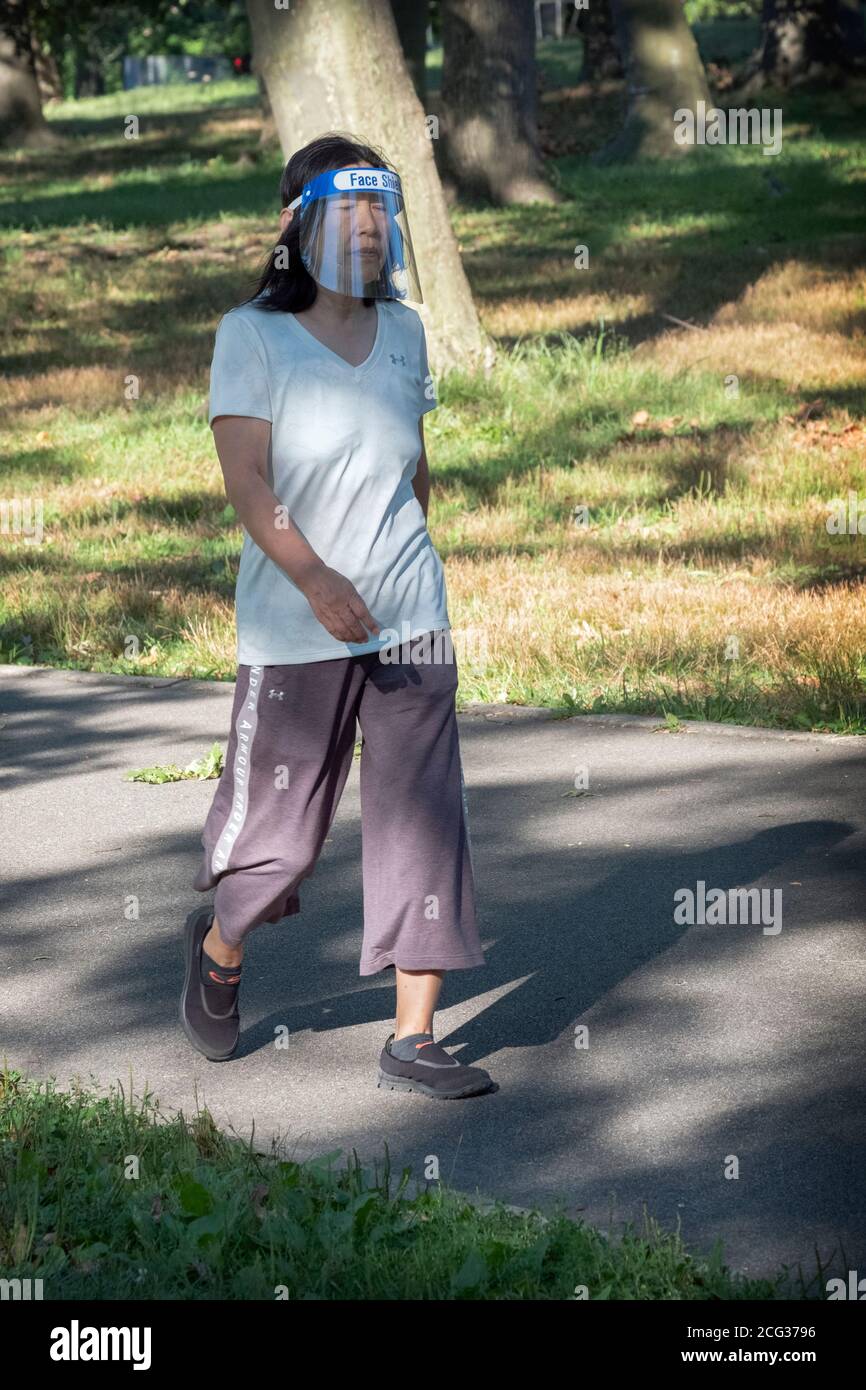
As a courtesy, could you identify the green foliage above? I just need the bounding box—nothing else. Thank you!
[29,0,250,99]
[685,0,759,21]
[124,0,250,62]
[658,711,685,732]
[125,742,224,784]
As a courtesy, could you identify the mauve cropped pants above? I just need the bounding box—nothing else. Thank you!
[191,630,485,976]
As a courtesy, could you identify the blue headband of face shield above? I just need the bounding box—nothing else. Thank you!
[289,166,404,210]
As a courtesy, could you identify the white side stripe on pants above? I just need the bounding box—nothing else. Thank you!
[211,666,263,876]
[457,744,475,879]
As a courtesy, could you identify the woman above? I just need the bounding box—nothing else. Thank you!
[180,133,492,1100]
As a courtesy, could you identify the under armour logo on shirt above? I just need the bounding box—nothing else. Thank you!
[390,353,406,366]
[268,688,284,699]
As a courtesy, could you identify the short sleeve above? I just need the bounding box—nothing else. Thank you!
[208,312,272,426]
[417,319,437,417]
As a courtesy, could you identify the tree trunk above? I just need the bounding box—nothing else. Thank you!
[255,70,277,147]
[755,0,865,87]
[0,0,54,148]
[390,0,429,107]
[245,0,492,376]
[72,33,105,99]
[595,0,711,163]
[30,30,63,104]
[438,0,560,204]
[577,0,624,81]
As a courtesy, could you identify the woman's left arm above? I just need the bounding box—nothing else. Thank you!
[412,417,430,522]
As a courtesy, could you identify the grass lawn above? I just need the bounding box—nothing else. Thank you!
[0,1065,827,1300]
[1,44,865,731]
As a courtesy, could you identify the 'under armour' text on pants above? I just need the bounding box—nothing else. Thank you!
[192,631,484,976]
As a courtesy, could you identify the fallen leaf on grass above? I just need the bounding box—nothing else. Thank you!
[783,398,825,424]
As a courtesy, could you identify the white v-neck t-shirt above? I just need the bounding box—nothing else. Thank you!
[207,295,449,665]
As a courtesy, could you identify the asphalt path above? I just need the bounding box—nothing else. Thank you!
[1,664,864,1285]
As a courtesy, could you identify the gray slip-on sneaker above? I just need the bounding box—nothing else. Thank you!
[180,906,241,1062]
[377,1032,494,1099]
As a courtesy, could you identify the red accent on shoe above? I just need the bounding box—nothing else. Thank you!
[208,970,241,984]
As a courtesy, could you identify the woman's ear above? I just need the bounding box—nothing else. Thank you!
[279,206,294,235]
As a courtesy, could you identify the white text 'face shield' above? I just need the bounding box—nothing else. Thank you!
[287,166,423,303]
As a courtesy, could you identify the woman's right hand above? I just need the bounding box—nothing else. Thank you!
[299,563,382,643]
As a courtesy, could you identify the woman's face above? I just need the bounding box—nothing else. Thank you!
[281,158,389,286]
[337,159,386,279]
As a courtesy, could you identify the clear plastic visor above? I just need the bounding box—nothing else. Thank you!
[290,169,423,303]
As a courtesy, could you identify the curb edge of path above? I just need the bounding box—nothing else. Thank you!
[1,662,863,747]
[428,1183,807,1286]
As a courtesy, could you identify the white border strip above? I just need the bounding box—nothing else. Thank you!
[457,743,475,880]
[211,665,263,876]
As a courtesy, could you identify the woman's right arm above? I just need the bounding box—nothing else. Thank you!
[211,415,380,644]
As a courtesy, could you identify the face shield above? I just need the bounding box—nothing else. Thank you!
[287,166,423,303]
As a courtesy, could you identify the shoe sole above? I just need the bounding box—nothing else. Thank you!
[376,1068,493,1099]
[180,906,239,1062]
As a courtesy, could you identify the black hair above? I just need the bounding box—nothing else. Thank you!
[242,132,398,313]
